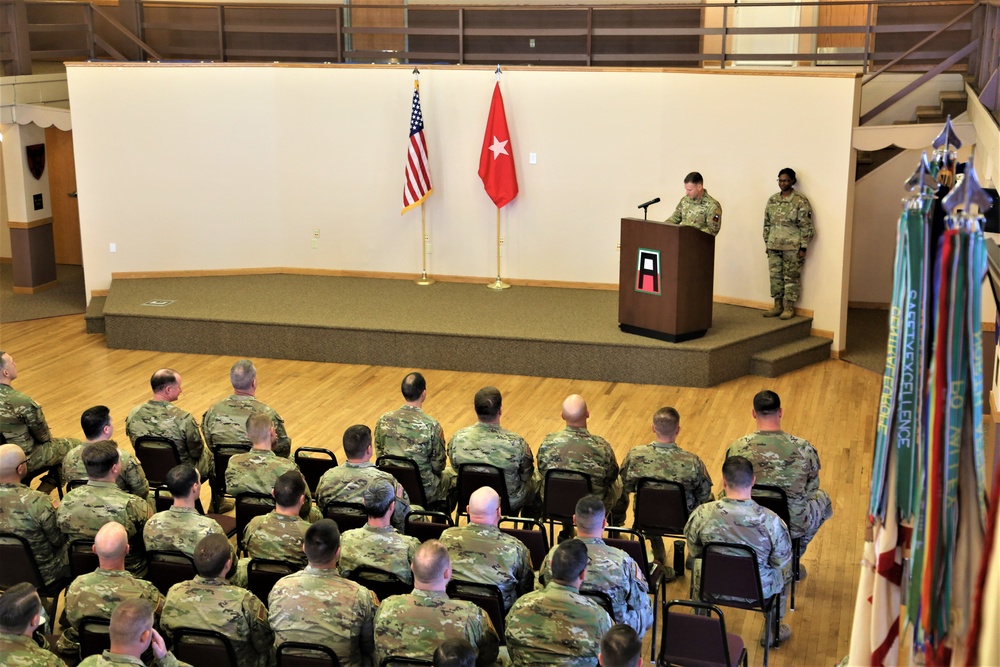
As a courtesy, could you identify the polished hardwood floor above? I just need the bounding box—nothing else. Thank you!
[1,314,881,666]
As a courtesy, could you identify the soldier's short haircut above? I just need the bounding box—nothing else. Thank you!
[412,540,450,583]
[150,369,179,393]
[652,406,680,438]
[109,598,154,646]
[304,519,341,565]
[550,539,588,583]
[166,464,199,497]
[434,638,476,667]
[343,424,373,459]
[0,583,40,634]
[363,478,396,517]
[778,167,797,184]
[80,405,112,440]
[193,533,233,577]
[753,390,781,415]
[0,350,7,370]
[683,171,704,185]
[82,441,120,478]
[575,494,606,532]
[273,470,306,508]
[230,359,257,391]
[722,456,755,490]
[600,624,642,667]
[473,386,502,419]
[401,372,427,401]
[245,411,273,444]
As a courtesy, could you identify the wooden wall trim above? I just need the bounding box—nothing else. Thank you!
[8,217,54,230]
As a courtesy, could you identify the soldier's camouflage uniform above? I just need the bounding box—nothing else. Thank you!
[162,575,274,667]
[57,568,165,654]
[144,506,225,558]
[78,649,189,667]
[202,395,291,458]
[235,511,309,586]
[538,537,652,637]
[438,523,533,611]
[56,481,152,577]
[666,190,723,236]
[62,441,150,505]
[374,405,454,505]
[504,582,612,666]
[316,462,413,532]
[0,384,79,480]
[536,426,625,524]
[619,441,713,562]
[684,497,792,615]
[447,423,539,513]
[726,430,832,553]
[268,565,379,667]
[125,401,213,482]
[0,631,68,667]
[763,190,813,304]
[226,449,321,522]
[373,589,500,667]
[339,524,419,585]
[0,481,69,585]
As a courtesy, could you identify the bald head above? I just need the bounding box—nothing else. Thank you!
[561,394,589,426]
[0,444,27,482]
[94,522,129,568]
[467,486,501,526]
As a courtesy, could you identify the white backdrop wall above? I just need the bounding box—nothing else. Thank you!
[66,63,860,348]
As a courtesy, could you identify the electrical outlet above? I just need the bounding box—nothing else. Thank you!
[529,38,536,48]
[311,239,318,249]
[529,153,537,165]
[109,243,117,253]
[313,228,320,238]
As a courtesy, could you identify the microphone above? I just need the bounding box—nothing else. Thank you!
[638,197,660,209]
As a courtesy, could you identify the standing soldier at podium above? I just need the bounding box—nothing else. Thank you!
[665,172,722,236]
[762,168,813,320]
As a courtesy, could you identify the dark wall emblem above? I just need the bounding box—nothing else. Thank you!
[26,144,46,180]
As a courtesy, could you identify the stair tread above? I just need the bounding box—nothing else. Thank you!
[939,91,967,101]
[751,336,831,361]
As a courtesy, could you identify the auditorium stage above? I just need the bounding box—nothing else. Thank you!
[100,274,831,388]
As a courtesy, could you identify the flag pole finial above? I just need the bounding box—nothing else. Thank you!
[495,64,501,82]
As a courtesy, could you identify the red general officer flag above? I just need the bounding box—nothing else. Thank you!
[478,82,518,209]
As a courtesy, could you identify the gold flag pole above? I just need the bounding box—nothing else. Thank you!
[416,203,435,285]
[487,207,510,290]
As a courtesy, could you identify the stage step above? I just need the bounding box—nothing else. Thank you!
[750,336,833,378]
[85,296,107,334]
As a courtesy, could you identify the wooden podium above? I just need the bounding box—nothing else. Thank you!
[618,217,715,342]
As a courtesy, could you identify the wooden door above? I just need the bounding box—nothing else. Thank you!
[818,0,870,49]
[349,0,405,57]
[44,127,82,265]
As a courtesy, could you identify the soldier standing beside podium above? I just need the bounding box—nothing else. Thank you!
[665,171,723,236]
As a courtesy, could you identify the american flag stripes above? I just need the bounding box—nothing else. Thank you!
[402,81,433,213]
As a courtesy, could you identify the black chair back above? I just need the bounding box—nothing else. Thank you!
[498,517,550,571]
[235,493,275,556]
[69,539,99,578]
[79,616,111,659]
[580,588,616,621]
[323,502,368,532]
[404,511,453,543]
[214,444,252,497]
[277,641,341,667]
[248,558,298,606]
[660,600,747,667]
[147,550,197,595]
[635,478,689,536]
[66,479,87,492]
[134,436,182,486]
[172,627,239,667]
[542,469,592,541]
[349,566,413,600]
[376,456,427,507]
[294,448,338,494]
[455,464,511,521]
[446,579,506,640]
[379,658,433,667]
[750,484,802,610]
[0,532,69,629]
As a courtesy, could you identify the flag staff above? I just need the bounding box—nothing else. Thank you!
[487,65,511,291]
[403,66,435,285]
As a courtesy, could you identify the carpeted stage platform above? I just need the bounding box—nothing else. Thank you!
[102,274,832,387]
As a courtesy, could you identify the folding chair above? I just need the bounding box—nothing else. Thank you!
[699,542,781,667]
[541,469,592,544]
[277,641,341,667]
[27,464,64,499]
[580,588,616,621]
[294,448,338,495]
[213,444,252,499]
[147,550,197,595]
[604,526,666,656]
[454,463,511,523]
[348,566,413,600]
[379,658,433,667]
[660,600,748,667]
[235,493,275,556]
[133,436,182,486]
[446,579,506,642]
[0,533,71,631]
[247,558,298,606]
[376,456,428,507]
[323,501,368,532]
[172,627,239,667]
[78,615,112,659]
[69,539,99,577]
[751,484,802,610]
[634,478,689,561]
[498,517,550,571]
[404,510,454,542]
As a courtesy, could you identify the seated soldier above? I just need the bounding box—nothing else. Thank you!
[599,625,643,667]
[202,359,292,457]
[339,479,420,585]
[0,583,67,667]
[144,464,225,557]
[56,442,153,577]
[77,598,188,667]
[161,533,274,667]
[235,470,311,586]
[62,405,149,505]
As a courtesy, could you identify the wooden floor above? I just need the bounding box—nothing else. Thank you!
[0,314,881,666]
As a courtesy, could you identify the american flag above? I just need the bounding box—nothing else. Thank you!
[402,82,433,213]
